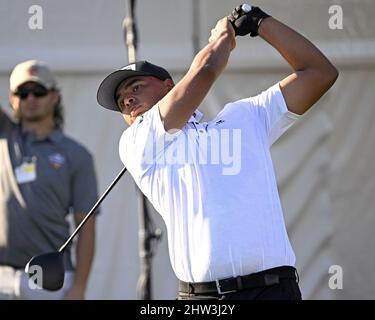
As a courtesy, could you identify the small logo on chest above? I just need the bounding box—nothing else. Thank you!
[48,153,65,169]
[215,119,225,126]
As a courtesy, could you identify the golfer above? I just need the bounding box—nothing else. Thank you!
[97,5,338,299]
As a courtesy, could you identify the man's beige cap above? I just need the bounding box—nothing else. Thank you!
[9,60,57,93]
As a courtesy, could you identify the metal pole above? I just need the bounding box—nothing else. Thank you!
[123,0,137,63]
[136,188,151,300]
[122,0,162,300]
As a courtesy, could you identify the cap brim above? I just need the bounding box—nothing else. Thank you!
[12,77,52,93]
[97,70,154,111]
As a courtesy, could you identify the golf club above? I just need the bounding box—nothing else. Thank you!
[25,166,127,291]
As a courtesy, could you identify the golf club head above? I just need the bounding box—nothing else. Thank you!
[25,251,65,291]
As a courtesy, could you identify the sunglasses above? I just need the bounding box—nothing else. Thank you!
[14,86,49,100]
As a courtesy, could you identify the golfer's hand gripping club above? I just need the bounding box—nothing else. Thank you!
[228,3,271,37]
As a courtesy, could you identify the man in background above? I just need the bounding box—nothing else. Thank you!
[0,60,99,299]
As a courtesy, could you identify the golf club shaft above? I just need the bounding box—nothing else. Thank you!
[59,166,128,252]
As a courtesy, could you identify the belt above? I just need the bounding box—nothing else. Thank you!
[179,266,298,295]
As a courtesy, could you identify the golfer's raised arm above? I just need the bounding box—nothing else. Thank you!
[159,17,236,132]
[258,17,339,115]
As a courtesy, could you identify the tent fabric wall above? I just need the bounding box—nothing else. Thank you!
[1,0,374,299]
[327,68,375,299]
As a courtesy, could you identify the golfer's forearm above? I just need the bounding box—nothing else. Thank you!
[160,31,234,131]
[191,32,233,80]
[73,218,95,290]
[258,17,337,77]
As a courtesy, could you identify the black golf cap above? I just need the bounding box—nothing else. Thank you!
[97,60,172,111]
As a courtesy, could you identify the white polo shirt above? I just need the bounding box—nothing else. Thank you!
[119,83,300,282]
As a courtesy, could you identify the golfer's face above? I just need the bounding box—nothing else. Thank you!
[116,76,170,125]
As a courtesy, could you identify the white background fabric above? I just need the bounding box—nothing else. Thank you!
[0,0,374,299]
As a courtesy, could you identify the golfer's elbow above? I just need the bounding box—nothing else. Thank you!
[316,58,339,92]
[324,63,339,89]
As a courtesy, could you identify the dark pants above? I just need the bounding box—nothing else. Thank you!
[177,267,302,300]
